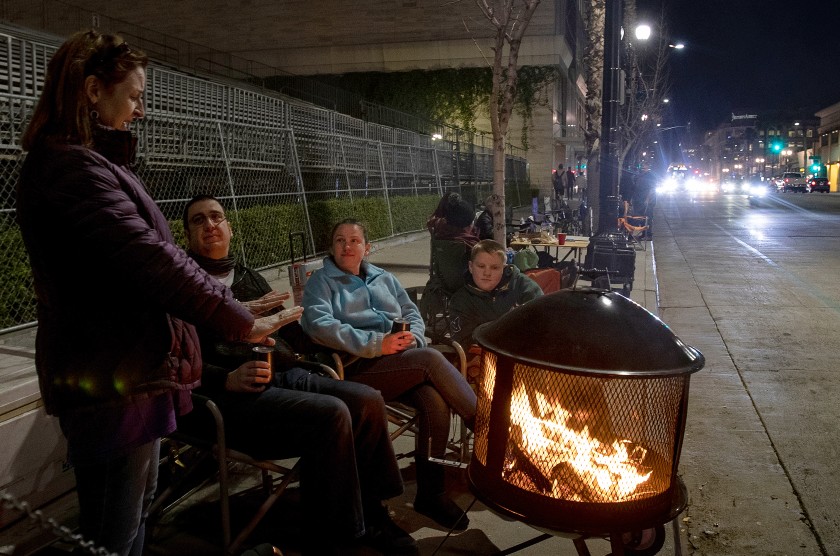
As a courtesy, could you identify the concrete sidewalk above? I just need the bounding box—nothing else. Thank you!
[0,224,669,556]
[0,227,672,556]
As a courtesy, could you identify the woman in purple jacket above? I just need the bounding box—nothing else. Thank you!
[15,30,290,556]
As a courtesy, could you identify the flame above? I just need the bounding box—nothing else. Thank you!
[508,382,652,502]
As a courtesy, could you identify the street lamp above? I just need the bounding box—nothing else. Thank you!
[598,1,654,234]
[596,0,624,233]
[635,24,651,40]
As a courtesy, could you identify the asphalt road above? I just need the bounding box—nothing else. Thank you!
[655,190,840,555]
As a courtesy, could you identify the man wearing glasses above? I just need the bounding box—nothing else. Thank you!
[181,195,417,555]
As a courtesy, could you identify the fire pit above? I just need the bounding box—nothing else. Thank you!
[468,288,703,554]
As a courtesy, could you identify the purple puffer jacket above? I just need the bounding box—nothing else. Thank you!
[16,128,254,415]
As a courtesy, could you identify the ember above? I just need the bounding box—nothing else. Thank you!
[506,381,653,503]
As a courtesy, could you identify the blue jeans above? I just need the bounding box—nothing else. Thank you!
[73,439,160,556]
[349,347,477,498]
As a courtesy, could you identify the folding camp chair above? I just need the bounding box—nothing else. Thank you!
[419,239,471,343]
[322,334,471,466]
[619,215,649,251]
[149,361,340,555]
[307,293,470,467]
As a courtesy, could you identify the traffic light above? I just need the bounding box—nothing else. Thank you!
[770,141,783,153]
[810,156,822,174]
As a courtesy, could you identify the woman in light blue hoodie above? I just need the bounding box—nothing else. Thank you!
[302,218,477,532]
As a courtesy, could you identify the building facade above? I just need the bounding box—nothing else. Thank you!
[3,0,589,197]
[815,102,840,191]
[701,113,820,185]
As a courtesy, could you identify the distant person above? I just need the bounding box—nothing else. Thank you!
[476,193,503,240]
[632,164,657,239]
[426,191,458,233]
[566,166,577,200]
[553,164,566,204]
[182,195,412,555]
[14,31,286,555]
[427,192,479,247]
[448,240,543,347]
[620,166,637,216]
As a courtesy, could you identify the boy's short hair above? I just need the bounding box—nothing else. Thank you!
[471,239,506,262]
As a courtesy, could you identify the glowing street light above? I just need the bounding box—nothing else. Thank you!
[635,24,652,41]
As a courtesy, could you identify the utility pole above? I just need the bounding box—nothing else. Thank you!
[597,0,622,233]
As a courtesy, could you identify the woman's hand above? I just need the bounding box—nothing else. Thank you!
[246,306,304,344]
[382,331,416,355]
[240,291,290,316]
[225,360,272,393]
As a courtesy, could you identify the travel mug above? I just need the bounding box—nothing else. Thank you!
[252,345,274,388]
[391,318,410,333]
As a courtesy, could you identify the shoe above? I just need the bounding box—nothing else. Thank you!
[463,414,475,432]
[364,507,418,554]
[413,494,470,531]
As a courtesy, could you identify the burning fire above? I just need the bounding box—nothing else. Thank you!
[505,381,653,503]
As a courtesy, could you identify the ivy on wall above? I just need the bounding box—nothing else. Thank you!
[320,66,559,149]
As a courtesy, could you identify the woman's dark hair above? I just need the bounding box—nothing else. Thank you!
[444,195,475,229]
[431,191,459,219]
[22,30,148,150]
[329,218,369,244]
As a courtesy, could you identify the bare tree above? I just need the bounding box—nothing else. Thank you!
[616,10,673,173]
[582,0,606,234]
[475,0,541,244]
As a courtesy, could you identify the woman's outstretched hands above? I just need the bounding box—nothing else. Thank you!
[382,330,416,355]
[246,306,304,344]
[240,291,290,316]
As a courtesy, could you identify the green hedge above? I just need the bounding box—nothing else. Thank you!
[0,225,37,329]
[1,193,461,329]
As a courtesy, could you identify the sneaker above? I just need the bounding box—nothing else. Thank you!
[364,510,418,555]
[413,494,470,531]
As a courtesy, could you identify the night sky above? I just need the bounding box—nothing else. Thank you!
[635,0,840,137]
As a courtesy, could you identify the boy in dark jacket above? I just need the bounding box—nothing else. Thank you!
[448,240,543,347]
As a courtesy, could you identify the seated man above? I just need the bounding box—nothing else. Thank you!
[448,239,543,349]
[181,195,415,555]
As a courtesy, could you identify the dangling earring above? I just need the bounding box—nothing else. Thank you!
[90,109,100,122]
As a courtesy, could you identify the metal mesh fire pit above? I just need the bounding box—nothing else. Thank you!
[468,288,704,555]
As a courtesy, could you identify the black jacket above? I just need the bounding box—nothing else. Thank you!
[195,263,310,400]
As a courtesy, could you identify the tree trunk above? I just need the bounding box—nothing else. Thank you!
[477,0,542,245]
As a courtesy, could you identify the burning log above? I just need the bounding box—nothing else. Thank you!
[507,381,654,503]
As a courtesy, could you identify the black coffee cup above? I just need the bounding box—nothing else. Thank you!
[251,345,273,388]
[391,318,410,333]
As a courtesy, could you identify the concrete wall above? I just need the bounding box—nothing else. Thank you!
[5,0,561,72]
[4,0,586,195]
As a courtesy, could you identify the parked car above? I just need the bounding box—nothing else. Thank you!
[782,172,807,193]
[808,177,830,193]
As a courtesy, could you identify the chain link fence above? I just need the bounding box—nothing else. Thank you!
[0,29,530,333]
